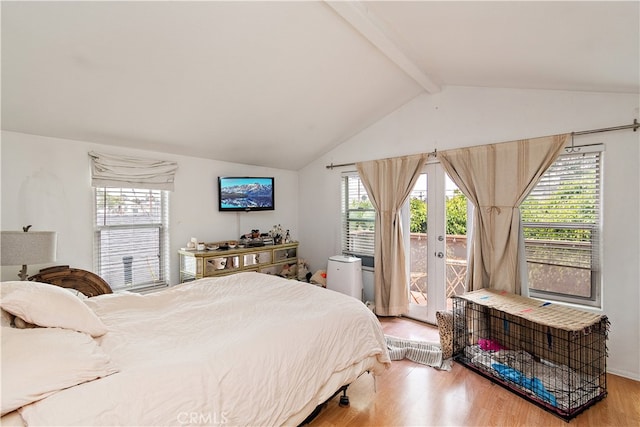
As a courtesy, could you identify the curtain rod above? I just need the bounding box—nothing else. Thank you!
[325,119,638,170]
[571,119,638,136]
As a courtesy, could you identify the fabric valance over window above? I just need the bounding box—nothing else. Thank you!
[89,151,178,191]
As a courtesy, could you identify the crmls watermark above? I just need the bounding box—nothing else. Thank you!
[177,411,228,425]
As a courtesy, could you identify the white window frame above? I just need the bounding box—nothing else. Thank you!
[93,187,170,292]
[341,172,375,267]
[521,145,603,307]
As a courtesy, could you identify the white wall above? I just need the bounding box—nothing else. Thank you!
[299,86,640,380]
[0,131,299,285]
[2,86,638,380]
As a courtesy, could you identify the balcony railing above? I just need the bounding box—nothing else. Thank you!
[409,233,468,305]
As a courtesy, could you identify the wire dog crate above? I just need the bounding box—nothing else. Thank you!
[452,289,608,421]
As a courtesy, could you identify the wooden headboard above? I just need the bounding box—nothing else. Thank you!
[28,265,113,297]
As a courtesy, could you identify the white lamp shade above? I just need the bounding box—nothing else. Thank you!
[1,231,57,266]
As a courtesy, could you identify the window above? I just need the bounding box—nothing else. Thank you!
[94,187,169,291]
[341,172,375,265]
[521,146,602,306]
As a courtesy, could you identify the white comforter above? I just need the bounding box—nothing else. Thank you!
[18,272,390,426]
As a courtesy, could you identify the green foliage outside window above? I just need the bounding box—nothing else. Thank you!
[348,199,375,231]
[409,189,467,235]
[446,190,467,235]
[521,181,596,241]
[409,198,426,233]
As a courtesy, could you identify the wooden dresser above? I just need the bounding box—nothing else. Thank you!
[178,242,298,283]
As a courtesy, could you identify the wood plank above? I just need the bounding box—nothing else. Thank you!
[308,316,640,426]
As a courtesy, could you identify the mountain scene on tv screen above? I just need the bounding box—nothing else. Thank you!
[221,182,272,209]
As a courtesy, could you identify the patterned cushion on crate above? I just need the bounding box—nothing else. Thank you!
[436,310,454,359]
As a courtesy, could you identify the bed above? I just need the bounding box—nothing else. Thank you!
[1,268,390,426]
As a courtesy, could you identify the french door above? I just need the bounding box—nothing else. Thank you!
[405,163,468,324]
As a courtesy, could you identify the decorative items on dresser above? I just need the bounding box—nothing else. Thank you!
[179,242,298,283]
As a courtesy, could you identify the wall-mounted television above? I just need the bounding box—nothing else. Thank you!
[218,177,275,212]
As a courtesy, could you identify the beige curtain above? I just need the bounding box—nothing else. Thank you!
[357,154,428,316]
[439,135,568,294]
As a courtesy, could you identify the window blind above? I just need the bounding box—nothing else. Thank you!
[341,172,375,257]
[94,187,169,291]
[521,146,602,302]
[89,151,178,191]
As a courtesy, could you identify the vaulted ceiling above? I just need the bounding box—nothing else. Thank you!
[2,1,638,170]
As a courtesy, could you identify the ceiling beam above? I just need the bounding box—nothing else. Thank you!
[326,1,441,94]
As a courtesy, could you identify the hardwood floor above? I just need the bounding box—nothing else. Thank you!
[309,316,640,427]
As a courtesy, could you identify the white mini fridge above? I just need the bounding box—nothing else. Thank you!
[326,255,363,300]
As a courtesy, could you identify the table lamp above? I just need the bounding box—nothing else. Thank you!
[1,226,57,280]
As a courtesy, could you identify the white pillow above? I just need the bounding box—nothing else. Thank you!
[0,281,108,337]
[1,327,118,415]
[64,287,89,300]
